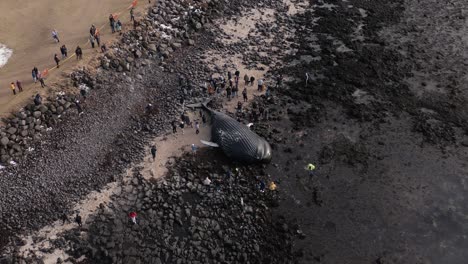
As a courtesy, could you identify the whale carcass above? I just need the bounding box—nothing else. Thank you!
[188,102,272,164]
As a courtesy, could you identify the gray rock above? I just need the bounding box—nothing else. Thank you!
[148,44,157,52]
[7,127,17,135]
[171,42,182,49]
[1,137,9,146]
[33,111,42,118]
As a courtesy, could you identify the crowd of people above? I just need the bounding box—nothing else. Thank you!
[7,6,137,97]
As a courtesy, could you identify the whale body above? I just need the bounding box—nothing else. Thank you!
[188,102,272,164]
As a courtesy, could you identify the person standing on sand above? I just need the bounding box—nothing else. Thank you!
[75,46,83,60]
[242,88,248,102]
[94,30,101,47]
[89,24,96,36]
[34,67,39,78]
[195,121,200,134]
[202,113,207,127]
[89,35,95,48]
[226,86,232,101]
[75,213,82,227]
[250,76,255,86]
[32,67,37,83]
[10,82,16,95]
[244,74,249,86]
[60,45,66,59]
[16,80,23,92]
[116,20,122,33]
[109,14,116,33]
[52,29,60,43]
[151,145,157,161]
[54,54,60,68]
[130,8,135,22]
[234,69,240,81]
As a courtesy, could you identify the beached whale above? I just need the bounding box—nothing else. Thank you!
[187,102,272,164]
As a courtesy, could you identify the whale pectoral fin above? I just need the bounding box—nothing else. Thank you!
[200,140,219,147]
[186,103,203,108]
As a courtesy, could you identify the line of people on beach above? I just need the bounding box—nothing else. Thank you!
[7,7,137,97]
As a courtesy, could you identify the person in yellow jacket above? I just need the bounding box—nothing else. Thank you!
[10,82,16,95]
[307,163,316,176]
[268,181,277,191]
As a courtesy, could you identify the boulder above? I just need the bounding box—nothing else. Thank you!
[1,137,8,146]
[7,127,17,135]
[33,111,42,118]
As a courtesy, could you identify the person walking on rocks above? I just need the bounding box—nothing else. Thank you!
[195,121,200,134]
[16,80,23,92]
[242,88,248,102]
[151,145,157,161]
[34,94,42,105]
[191,144,198,155]
[39,76,46,88]
[258,180,266,193]
[75,100,83,115]
[172,120,177,133]
[75,213,82,227]
[257,79,264,92]
[61,212,69,225]
[54,54,60,68]
[180,120,185,134]
[101,43,107,53]
[129,211,137,224]
[10,82,16,95]
[268,181,277,191]
[75,46,83,60]
[307,163,316,178]
[276,74,283,88]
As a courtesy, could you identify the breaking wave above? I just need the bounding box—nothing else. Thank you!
[0,44,13,68]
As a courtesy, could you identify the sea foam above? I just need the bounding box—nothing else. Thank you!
[0,43,13,68]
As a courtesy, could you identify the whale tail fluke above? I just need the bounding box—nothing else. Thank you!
[186,99,213,112]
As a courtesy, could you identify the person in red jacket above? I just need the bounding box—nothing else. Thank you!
[129,211,137,224]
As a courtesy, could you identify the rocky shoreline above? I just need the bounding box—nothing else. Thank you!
[2,0,468,263]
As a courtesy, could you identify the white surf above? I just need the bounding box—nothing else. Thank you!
[0,43,13,68]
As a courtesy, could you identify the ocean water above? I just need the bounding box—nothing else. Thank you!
[0,43,13,68]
